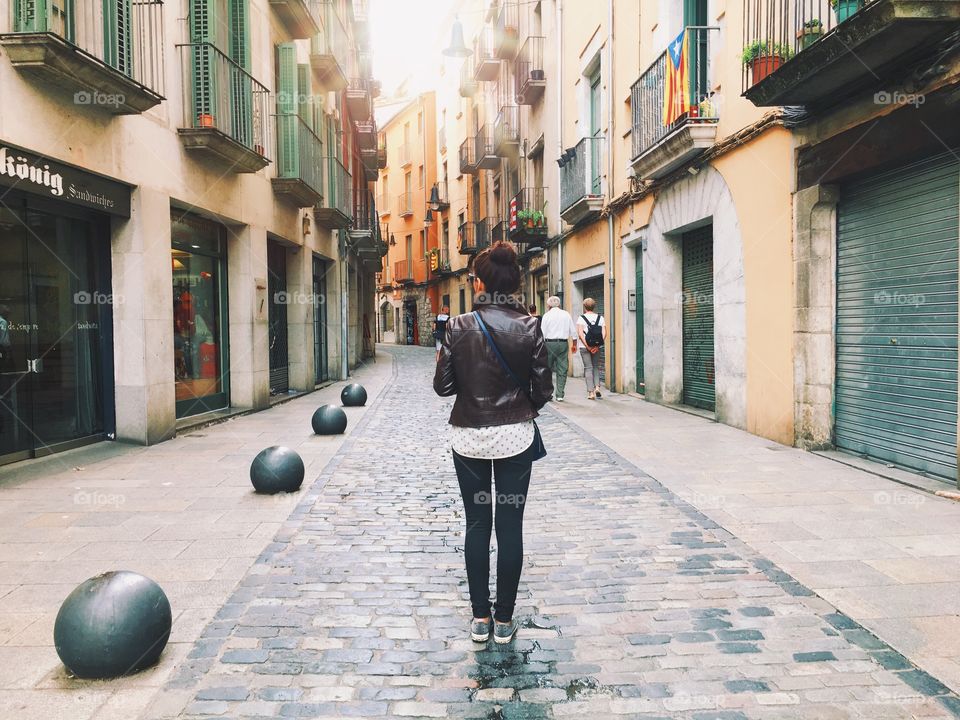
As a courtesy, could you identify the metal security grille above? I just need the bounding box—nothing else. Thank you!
[836,153,959,480]
[580,276,605,384]
[314,256,329,383]
[267,242,289,394]
[682,227,715,410]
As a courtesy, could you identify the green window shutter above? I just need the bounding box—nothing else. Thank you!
[103,0,134,76]
[190,0,217,124]
[14,0,50,33]
[276,43,299,178]
[297,64,312,129]
[228,0,253,147]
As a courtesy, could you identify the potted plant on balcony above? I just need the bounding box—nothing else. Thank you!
[831,0,864,23]
[517,207,535,229]
[197,113,215,128]
[797,18,824,49]
[741,40,794,85]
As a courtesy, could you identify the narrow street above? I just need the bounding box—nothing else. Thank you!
[133,346,959,720]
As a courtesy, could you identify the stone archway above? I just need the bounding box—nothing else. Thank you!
[643,165,747,429]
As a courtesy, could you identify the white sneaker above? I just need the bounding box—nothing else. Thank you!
[555,396,564,402]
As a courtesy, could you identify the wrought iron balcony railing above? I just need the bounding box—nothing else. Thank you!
[274,113,324,201]
[630,26,718,163]
[395,259,412,282]
[459,218,491,254]
[559,137,603,215]
[474,26,500,81]
[3,0,165,103]
[353,188,377,231]
[318,156,351,218]
[460,56,478,97]
[178,42,271,159]
[494,0,520,58]
[398,191,414,217]
[311,0,348,88]
[494,105,520,157]
[510,187,548,242]
[475,124,498,170]
[459,137,477,175]
[516,35,545,105]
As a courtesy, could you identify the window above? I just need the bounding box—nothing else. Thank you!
[405,235,413,267]
[420,230,427,257]
[418,111,423,136]
[459,288,466,314]
[404,172,412,195]
[418,165,425,188]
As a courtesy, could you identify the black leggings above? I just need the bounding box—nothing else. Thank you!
[453,449,533,623]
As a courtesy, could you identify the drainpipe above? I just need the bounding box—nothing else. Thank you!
[340,231,349,379]
[556,0,565,308]
[606,0,616,391]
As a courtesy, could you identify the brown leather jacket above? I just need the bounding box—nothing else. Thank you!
[433,299,553,427]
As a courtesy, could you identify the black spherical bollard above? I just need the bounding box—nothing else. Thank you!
[54,571,172,679]
[341,383,367,407]
[311,404,347,435]
[250,446,305,494]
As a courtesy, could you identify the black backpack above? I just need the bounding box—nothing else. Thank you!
[581,314,604,347]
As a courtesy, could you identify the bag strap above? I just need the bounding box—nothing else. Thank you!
[473,311,532,403]
[581,313,599,328]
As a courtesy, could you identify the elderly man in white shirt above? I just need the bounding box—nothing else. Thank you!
[539,295,577,402]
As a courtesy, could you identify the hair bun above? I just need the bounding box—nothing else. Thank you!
[488,241,518,265]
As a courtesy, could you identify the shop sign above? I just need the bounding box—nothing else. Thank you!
[0,142,132,217]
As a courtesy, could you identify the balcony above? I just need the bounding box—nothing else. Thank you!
[509,187,548,244]
[459,57,479,97]
[432,180,450,210]
[459,137,478,175]
[559,137,604,226]
[270,0,321,39]
[459,219,490,254]
[272,114,324,206]
[516,36,546,105]
[494,0,520,59]
[395,259,413,283]
[310,0,348,90]
[346,78,372,119]
[398,192,414,217]
[0,0,164,114]
[350,189,383,259]
[432,246,452,275]
[630,26,719,180]
[314,157,352,228]
[494,105,520,158]
[398,143,413,168]
[176,43,271,173]
[474,27,500,82]
[490,217,507,244]
[377,134,388,168]
[742,0,960,109]
[352,0,369,39]
[475,125,499,171]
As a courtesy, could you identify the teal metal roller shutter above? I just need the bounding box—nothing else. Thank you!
[682,226,715,410]
[836,153,959,480]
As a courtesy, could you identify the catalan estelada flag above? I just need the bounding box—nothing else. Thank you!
[662,29,690,125]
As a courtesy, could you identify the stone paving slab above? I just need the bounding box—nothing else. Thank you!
[0,354,393,720]
[552,387,960,695]
[149,346,960,719]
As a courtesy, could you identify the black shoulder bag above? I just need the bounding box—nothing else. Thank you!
[472,311,547,461]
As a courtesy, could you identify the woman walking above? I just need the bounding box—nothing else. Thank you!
[433,242,553,644]
[576,297,606,399]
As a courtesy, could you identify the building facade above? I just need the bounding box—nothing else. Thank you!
[0,0,383,465]
[431,0,960,486]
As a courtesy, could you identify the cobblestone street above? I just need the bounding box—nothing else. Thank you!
[147,346,960,719]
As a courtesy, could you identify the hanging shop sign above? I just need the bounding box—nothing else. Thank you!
[0,142,132,217]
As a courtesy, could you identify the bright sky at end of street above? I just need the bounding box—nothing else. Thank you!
[369,0,459,98]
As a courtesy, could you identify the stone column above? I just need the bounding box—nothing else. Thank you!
[227,224,270,410]
[111,186,176,445]
[794,184,838,449]
[286,246,314,392]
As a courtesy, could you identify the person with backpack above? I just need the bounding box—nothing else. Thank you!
[576,297,606,400]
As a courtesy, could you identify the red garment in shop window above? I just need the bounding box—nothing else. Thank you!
[199,343,217,378]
